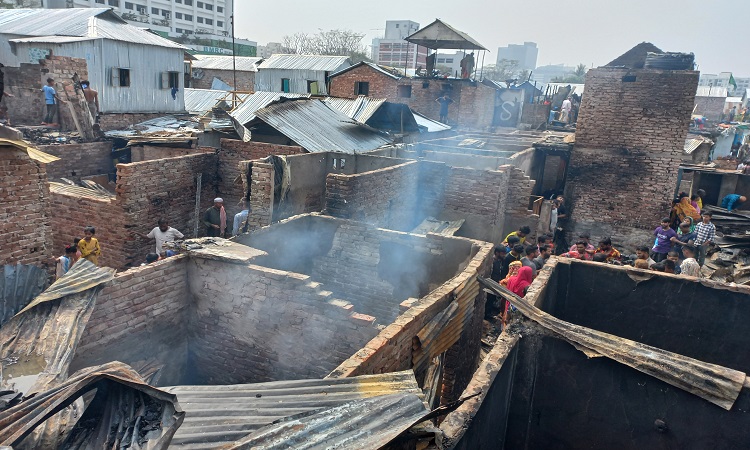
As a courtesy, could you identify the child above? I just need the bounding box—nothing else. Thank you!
[73,237,82,261]
[77,226,101,265]
[55,245,77,279]
[652,218,676,262]
[667,251,681,274]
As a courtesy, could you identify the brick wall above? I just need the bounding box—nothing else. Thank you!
[324,161,420,231]
[130,145,214,163]
[3,55,89,130]
[219,139,304,220]
[187,258,381,384]
[0,145,53,268]
[567,67,699,250]
[70,256,190,385]
[40,142,114,181]
[116,153,218,265]
[247,160,274,229]
[191,68,255,91]
[329,66,496,130]
[693,96,725,122]
[520,103,551,128]
[98,113,168,131]
[48,188,128,268]
[502,165,538,239]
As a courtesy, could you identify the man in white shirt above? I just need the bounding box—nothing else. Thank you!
[146,219,184,257]
[560,97,572,123]
[233,199,250,236]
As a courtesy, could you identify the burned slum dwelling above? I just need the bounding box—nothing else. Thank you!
[66,214,492,391]
[438,258,750,449]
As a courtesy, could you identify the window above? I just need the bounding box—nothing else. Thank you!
[161,71,180,89]
[281,78,290,93]
[217,6,223,12]
[184,0,192,5]
[217,20,223,27]
[396,24,399,28]
[307,80,319,94]
[184,14,192,20]
[175,27,182,33]
[197,1,203,6]
[175,12,182,18]
[111,68,130,87]
[397,85,412,98]
[437,58,445,63]
[205,18,213,25]
[162,10,170,17]
[125,2,133,9]
[108,0,119,5]
[197,16,203,23]
[95,0,104,3]
[151,7,159,13]
[446,58,453,63]
[354,81,369,96]
[205,3,212,10]
[176,0,181,2]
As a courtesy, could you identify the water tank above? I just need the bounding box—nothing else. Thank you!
[644,52,695,70]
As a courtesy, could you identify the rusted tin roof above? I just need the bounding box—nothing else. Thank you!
[0,263,47,328]
[163,370,423,448]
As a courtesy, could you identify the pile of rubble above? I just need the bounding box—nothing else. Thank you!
[701,206,750,284]
[17,127,103,145]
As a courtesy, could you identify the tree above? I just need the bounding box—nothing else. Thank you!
[551,63,588,83]
[482,59,524,84]
[280,29,370,62]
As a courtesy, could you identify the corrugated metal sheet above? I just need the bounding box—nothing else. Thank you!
[229,91,310,126]
[0,264,47,327]
[192,55,261,72]
[685,136,713,154]
[184,88,251,115]
[413,111,452,132]
[258,54,350,71]
[696,86,728,98]
[0,8,185,49]
[227,392,429,450]
[9,35,96,44]
[252,99,393,153]
[163,370,422,449]
[329,61,403,80]
[0,138,60,163]
[323,96,386,123]
[49,181,115,200]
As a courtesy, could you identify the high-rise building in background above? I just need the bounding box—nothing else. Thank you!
[698,72,750,95]
[44,0,257,56]
[496,42,538,71]
[371,20,427,70]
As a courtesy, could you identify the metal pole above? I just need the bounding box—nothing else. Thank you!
[194,173,202,237]
[231,7,237,106]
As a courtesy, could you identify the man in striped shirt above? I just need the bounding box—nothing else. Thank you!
[693,211,716,265]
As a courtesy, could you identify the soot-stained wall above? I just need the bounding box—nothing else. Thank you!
[545,260,750,373]
[504,336,750,450]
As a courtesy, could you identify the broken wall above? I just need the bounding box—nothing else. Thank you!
[693,96,725,122]
[187,257,381,384]
[41,142,114,181]
[97,113,168,131]
[566,67,699,250]
[70,256,190,385]
[0,144,53,267]
[2,55,89,130]
[190,68,255,91]
[130,145,214,163]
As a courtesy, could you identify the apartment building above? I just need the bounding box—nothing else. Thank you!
[371,20,427,70]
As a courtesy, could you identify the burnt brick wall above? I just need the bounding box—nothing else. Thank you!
[116,153,218,266]
[219,139,304,220]
[191,68,255,91]
[130,145,214,163]
[247,161,274,229]
[49,190,128,268]
[329,66,496,129]
[567,67,699,250]
[98,113,168,131]
[40,142,114,181]
[0,146,54,268]
[3,56,89,130]
[503,165,538,239]
[324,161,420,231]
[693,96,725,122]
[188,258,380,384]
[70,256,190,385]
[520,102,551,128]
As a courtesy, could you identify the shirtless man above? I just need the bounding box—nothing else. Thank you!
[80,80,98,122]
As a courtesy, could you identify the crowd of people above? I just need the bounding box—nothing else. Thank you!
[488,191,723,324]
[54,197,252,278]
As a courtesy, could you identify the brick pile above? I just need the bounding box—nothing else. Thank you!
[3,55,89,130]
[188,258,381,384]
[97,113,166,131]
[0,144,53,267]
[566,67,699,250]
[40,142,113,181]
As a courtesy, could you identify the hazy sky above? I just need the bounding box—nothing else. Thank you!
[235,0,748,75]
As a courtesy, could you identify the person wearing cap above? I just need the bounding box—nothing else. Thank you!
[204,198,228,237]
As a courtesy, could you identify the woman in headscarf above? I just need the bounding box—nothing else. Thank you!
[500,261,522,287]
[674,194,701,227]
[502,266,534,325]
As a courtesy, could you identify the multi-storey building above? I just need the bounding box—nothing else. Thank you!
[45,0,257,55]
[698,72,750,95]
[371,20,427,71]
[257,42,282,59]
[496,42,538,71]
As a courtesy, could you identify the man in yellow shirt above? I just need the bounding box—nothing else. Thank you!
[77,226,101,265]
[503,226,531,246]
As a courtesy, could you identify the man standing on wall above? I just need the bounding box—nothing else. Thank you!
[146,218,184,258]
[436,94,453,124]
[41,78,63,126]
[204,198,228,237]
